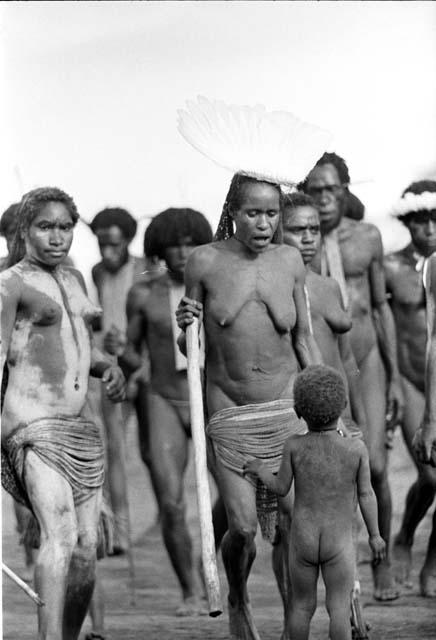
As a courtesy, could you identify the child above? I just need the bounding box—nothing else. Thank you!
[243,365,386,640]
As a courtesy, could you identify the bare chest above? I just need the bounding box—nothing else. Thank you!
[205,255,294,329]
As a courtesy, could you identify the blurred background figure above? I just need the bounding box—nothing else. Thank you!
[385,180,436,596]
[0,202,20,268]
[120,208,216,615]
[89,206,146,555]
[299,152,365,221]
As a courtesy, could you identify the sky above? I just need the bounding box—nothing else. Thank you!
[1,1,436,283]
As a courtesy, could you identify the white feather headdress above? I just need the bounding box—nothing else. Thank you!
[177,96,333,187]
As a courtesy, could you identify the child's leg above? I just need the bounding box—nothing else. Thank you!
[321,544,355,640]
[86,568,105,640]
[287,544,319,640]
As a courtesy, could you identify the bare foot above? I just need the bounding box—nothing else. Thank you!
[373,560,400,601]
[420,565,436,597]
[228,597,261,640]
[392,536,413,588]
[175,596,209,617]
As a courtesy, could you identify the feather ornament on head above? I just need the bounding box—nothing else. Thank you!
[177,96,333,187]
[391,191,436,218]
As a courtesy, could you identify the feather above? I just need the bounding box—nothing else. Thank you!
[177,96,333,186]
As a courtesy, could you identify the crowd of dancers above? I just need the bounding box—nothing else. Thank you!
[1,142,436,640]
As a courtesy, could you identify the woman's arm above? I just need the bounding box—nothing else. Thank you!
[338,332,367,438]
[175,247,207,355]
[0,271,20,372]
[291,251,323,367]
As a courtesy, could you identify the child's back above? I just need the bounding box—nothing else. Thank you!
[244,365,385,640]
[292,431,362,559]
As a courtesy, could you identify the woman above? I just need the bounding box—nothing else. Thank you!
[177,173,321,640]
[1,187,125,640]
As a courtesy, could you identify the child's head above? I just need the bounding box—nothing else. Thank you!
[294,365,346,430]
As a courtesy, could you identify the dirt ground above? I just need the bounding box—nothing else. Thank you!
[2,421,435,639]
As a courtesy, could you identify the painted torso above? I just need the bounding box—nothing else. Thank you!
[1,259,100,436]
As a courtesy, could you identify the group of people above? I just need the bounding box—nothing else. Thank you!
[1,152,436,640]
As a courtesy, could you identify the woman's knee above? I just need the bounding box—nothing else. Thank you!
[226,519,257,547]
[160,496,186,527]
[40,516,78,558]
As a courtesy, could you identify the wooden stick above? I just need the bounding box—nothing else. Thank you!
[2,562,45,607]
[186,319,222,617]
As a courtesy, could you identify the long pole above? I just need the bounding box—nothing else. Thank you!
[2,562,45,607]
[186,319,222,617]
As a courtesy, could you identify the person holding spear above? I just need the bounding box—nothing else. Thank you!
[175,97,331,640]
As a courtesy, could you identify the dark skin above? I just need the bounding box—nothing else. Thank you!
[243,415,385,640]
[385,212,436,595]
[282,205,367,437]
[176,182,321,640]
[122,236,208,615]
[307,164,403,601]
[0,203,124,640]
[91,223,146,558]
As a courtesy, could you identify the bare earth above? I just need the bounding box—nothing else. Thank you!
[2,421,435,639]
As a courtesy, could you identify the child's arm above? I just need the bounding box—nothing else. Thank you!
[243,438,294,496]
[356,443,386,563]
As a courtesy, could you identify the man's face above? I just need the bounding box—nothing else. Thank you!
[232,182,280,254]
[306,164,345,234]
[282,205,320,265]
[164,236,198,281]
[96,225,129,273]
[406,210,436,257]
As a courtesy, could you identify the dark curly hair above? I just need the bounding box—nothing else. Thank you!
[397,180,436,226]
[143,208,213,259]
[214,173,283,243]
[294,365,346,428]
[298,153,365,221]
[282,192,316,212]
[0,202,20,242]
[90,207,137,241]
[7,187,79,268]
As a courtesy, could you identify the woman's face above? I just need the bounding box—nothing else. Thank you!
[24,201,75,267]
[282,205,321,265]
[232,182,280,253]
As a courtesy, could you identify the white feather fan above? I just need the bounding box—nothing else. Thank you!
[177,96,333,186]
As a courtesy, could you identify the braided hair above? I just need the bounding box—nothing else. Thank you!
[7,187,79,268]
[214,173,283,243]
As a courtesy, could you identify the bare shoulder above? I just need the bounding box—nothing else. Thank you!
[343,436,368,460]
[285,432,307,453]
[384,246,410,275]
[186,242,218,275]
[275,244,305,275]
[0,264,24,297]
[64,265,87,291]
[127,277,155,310]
